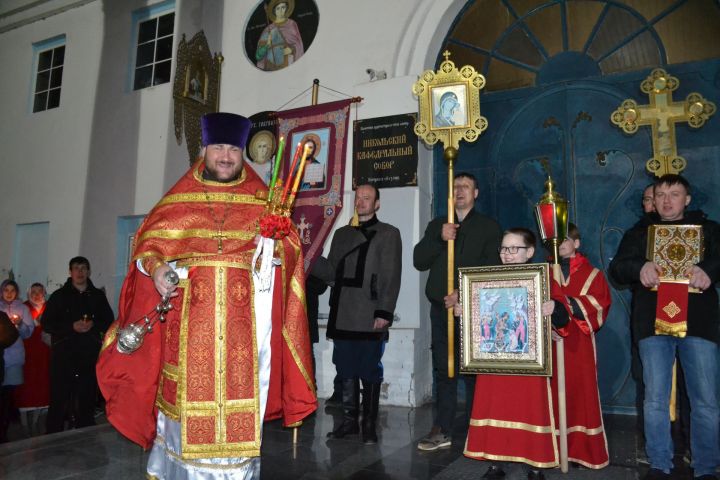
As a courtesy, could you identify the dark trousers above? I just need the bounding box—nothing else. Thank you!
[430,302,475,435]
[46,355,98,433]
[0,385,17,442]
[333,339,385,383]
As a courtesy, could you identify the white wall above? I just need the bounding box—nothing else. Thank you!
[0,0,467,406]
[0,1,104,289]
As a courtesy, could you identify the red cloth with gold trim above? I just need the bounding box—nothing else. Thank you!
[96,161,316,458]
[465,374,559,468]
[654,281,689,337]
[550,253,611,469]
[14,301,50,408]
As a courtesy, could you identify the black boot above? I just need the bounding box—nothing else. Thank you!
[327,378,359,438]
[325,375,343,408]
[361,380,381,444]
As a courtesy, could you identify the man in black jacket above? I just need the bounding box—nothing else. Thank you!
[609,175,720,480]
[413,172,501,451]
[42,256,114,433]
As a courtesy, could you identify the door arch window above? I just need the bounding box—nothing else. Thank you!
[441,0,720,91]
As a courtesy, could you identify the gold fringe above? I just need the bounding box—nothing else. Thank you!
[654,318,688,337]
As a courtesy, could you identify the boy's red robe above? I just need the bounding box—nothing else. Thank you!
[96,162,317,459]
[550,253,611,469]
[465,253,611,469]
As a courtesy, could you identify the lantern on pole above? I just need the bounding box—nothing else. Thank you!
[534,172,570,472]
[534,175,569,265]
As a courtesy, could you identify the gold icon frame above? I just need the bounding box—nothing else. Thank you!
[458,263,552,376]
[412,51,487,151]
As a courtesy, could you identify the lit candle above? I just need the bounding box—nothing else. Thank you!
[281,142,303,205]
[290,142,313,198]
[267,136,285,201]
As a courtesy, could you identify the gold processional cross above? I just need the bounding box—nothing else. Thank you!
[611,68,715,176]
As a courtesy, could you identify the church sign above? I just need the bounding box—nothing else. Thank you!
[352,113,418,189]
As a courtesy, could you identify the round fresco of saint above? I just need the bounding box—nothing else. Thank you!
[244,0,319,72]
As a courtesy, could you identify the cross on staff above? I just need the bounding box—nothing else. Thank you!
[611,68,716,176]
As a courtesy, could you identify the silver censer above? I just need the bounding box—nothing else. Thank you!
[117,269,179,354]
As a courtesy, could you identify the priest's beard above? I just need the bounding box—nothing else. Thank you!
[202,163,242,183]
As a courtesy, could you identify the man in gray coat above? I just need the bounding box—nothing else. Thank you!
[314,183,402,444]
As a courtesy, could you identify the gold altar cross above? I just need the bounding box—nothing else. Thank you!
[611,68,716,176]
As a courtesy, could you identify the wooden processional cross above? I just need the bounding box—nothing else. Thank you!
[611,68,716,176]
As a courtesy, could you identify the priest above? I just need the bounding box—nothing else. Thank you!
[97,112,317,480]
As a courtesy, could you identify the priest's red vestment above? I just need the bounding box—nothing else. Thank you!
[97,162,317,459]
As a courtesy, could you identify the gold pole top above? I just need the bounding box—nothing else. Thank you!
[539,175,562,204]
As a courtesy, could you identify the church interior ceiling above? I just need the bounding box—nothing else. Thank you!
[443,0,720,91]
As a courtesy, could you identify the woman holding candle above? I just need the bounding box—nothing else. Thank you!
[0,280,34,442]
[15,283,50,434]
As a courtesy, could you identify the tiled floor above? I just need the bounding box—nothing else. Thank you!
[0,401,700,479]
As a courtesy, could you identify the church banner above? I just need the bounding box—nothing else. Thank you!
[276,99,352,271]
[352,113,418,189]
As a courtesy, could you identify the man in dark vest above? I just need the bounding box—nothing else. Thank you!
[314,183,402,444]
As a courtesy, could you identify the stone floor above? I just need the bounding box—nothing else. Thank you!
[0,400,699,479]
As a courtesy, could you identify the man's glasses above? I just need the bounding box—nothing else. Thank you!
[498,246,529,254]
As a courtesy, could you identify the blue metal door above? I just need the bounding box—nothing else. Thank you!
[432,60,720,413]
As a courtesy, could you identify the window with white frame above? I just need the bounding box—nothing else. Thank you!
[32,36,66,113]
[132,3,175,90]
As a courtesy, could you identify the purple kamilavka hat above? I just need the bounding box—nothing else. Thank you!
[201,112,252,149]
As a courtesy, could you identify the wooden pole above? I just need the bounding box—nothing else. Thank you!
[552,259,569,473]
[288,420,301,448]
[445,145,458,378]
[670,360,677,422]
[215,54,224,111]
[288,80,320,444]
[311,78,319,106]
